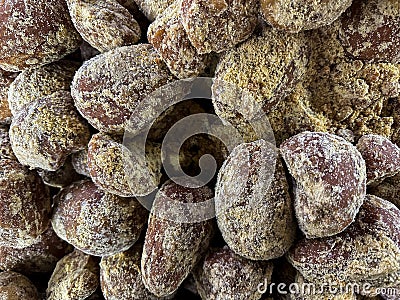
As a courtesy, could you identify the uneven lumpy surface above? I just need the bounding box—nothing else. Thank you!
[0,0,82,71]
[280,131,367,238]
[0,70,17,124]
[71,44,175,134]
[260,0,352,33]
[133,0,174,21]
[0,126,16,160]
[0,271,39,300]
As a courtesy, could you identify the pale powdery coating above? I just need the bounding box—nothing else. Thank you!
[288,195,400,292]
[9,91,91,171]
[67,0,141,53]
[87,133,162,197]
[133,0,174,21]
[280,131,367,238]
[148,1,211,79]
[71,44,175,134]
[0,159,51,249]
[0,227,72,273]
[0,70,17,124]
[356,134,400,185]
[0,126,16,160]
[47,250,99,300]
[100,244,164,300]
[0,271,39,300]
[339,0,400,63]
[37,156,83,188]
[0,0,82,71]
[193,246,274,300]
[141,180,214,297]
[215,140,296,260]
[180,0,259,54]
[370,173,400,208]
[71,148,91,177]
[260,0,352,33]
[213,26,309,125]
[7,60,79,116]
[52,180,148,256]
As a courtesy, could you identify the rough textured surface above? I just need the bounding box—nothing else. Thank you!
[370,173,400,208]
[71,148,91,177]
[180,0,259,54]
[9,91,91,171]
[0,159,51,249]
[0,70,18,124]
[288,195,400,293]
[67,0,141,53]
[87,133,162,197]
[339,0,400,63]
[148,1,211,79]
[71,44,175,134]
[133,0,174,21]
[280,131,367,238]
[260,0,352,33]
[7,60,79,116]
[0,126,16,160]
[0,0,82,71]
[0,227,72,274]
[0,271,39,300]
[47,250,99,300]
[52,180,148,256]
[193,246,273,300]
[215,140,296,260]
[356,134,400,185]
[141,180,214,297]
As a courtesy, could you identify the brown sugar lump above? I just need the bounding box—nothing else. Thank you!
[71,44,175,134]
[7,61,79,116]
[133,0,174,21]
[356,134,400,185]
[66,0,141,53]
[51,179,148,256]
[180,0,259,54]
[46,250,99,300]
[100,244,161,300]
[213,26,309,125]
[0,271,39,300]
[71,149,91,177]
[0,159,51,249]
[280,131,367,238]
[260,0,352,33]
[193,246,274,300]
[141,180,214,297]
[215,140,296,260]
[0,0,82,72]
[87,133,162,197]
[370,173,400,208]
[147,1,211,79]
[339,0,400,63]
[0,227,72,274]
[9,91,91,172]
[0,71,18,124]
[288,195,400,293]
[0,126,16,160]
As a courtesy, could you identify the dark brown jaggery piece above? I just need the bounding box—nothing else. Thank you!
[180,0,259,54]
[87,133,162,197]
[71,149,91,177]
[0,227,72,274]
[0,126,16,160]
[148,1,211,79]
[280,131,367,238]
[7,60,79,116]
[0,70,18,124]
[0,159,51,249]
[260,0,352,33]
[141,180,214,297]
[0,271,39,300]
[52,180,148,256]
[339,0,400,63]
[9,91,91,171]
[193,246,273,300]
[67,0,141,53]
[370,173,400,208]
[71,44,175,134]
[215,140,296,260]
[0,0,82,72]
[47,250,99,300]
[288,195,400,292]
[133,0,174,21]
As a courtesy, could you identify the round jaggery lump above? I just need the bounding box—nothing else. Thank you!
[9,91,91,171]
[0,0,82,72]
[67,0,141,53]
[52,179,148,256]
[71,148,91,177]
[133,0,174,21]
[260,0,352,33]
[0,159,51,249]
[71,44,175,134]
[0,271,39,300]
